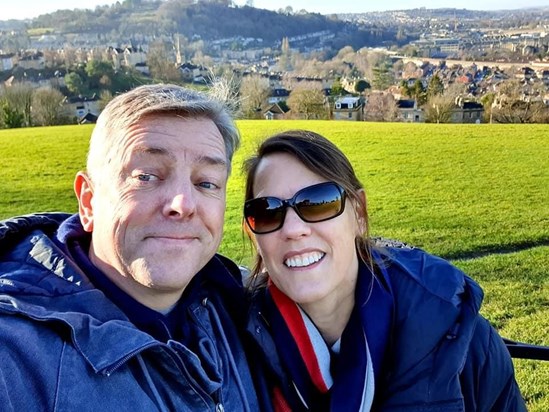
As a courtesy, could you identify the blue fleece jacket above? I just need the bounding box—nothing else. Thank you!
[0,213,259,411]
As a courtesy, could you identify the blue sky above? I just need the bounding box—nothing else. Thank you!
[2,0,548,20]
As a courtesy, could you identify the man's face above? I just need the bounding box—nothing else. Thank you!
[76,115,228,310]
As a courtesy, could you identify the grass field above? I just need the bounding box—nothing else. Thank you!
[1,121,548,409]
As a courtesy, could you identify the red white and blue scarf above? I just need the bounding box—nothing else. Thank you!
[266,261,393,411]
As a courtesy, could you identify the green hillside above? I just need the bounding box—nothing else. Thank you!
[0,121,547,410]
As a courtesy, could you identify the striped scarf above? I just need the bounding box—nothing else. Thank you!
[266,261,393,411]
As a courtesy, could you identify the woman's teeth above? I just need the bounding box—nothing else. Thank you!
[285,252,325,268]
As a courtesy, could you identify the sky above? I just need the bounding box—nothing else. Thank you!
[1,0,548,20]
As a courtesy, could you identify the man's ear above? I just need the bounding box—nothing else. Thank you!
[355,189,367,234]
[74,171,94,233]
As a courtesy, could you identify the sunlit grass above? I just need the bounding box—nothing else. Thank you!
[1,121,547,409]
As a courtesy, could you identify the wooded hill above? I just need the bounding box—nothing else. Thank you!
[26,0,407,50]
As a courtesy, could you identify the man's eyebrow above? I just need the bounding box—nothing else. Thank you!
[133,146,175,161]
[196,154,227,168]
[132,146,227,168]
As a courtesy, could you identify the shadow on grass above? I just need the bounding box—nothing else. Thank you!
[441,237,549,261]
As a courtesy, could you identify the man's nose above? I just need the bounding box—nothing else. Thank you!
[163,185,196,219]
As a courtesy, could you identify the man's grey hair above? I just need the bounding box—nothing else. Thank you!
[87,83,240,180]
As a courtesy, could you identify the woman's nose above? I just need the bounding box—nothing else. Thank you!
[280,207,311,239]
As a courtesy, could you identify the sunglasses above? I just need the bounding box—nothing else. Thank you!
[244,182,347,234]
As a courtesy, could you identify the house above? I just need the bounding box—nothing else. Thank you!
[134,62,150,75]
[538,70,549,86]
[63,95,100,120]
[78,112,98,124]
[263,103,289,120]
[179,63,209,82]
[0,53,15,72]
[452,98,484,123]
[16,51,45,70]
[396,99,424,122]
[515,67,536,81]
[268,88,290,104]
[123,46,147,67]
[107,47,125,69]
[333,96,364,121]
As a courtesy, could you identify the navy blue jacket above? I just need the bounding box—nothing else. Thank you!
[246,246,526,411]
[0,213,259,411]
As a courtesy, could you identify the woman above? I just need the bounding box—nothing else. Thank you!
[242,130,525,411]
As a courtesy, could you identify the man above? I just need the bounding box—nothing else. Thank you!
[0,84,259,411]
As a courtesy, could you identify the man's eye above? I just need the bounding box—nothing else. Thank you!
[198,181,218,190]
[135,173,159,182]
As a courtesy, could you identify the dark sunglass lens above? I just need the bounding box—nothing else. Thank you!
[295,183,343,222]
[245,197,285,233]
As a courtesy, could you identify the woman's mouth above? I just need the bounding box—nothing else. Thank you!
[284,251,325,268]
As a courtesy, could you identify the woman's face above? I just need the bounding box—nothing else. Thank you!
[251,153,362,311]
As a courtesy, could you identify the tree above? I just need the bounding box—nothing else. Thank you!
[491,80,549,123]
[424,83,465,123]
[98,90,114,112]
[278,37,292,71]
[62,47,78,68]
[480,92,496,123]
[0,83,33,127]
[365,92,398,122]
[147,41,181,83]
[400,79,426,106]
[400,80,412,98]
[287,83,328,120]
[85,60,114,90]
[32,87,67,126]
[354,79,371,94]
[427,75,444,99]
[239,75,271,119]
[0,101,24,129]
[65,72,86,95]
[371,62,393,91]
[331,78,345,97]
[411,79,427,106]
[424,94,455,123]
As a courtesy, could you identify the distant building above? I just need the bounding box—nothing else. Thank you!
[452,98,484,123]
[79,112,99,124]
[263,103,289,120]
[63,95,100,120]
[396,99,424,122]
[0,53,15,72]
[268,88,290,104]
[333,96,364,121]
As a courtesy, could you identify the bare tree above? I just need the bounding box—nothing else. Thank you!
[62,47,78,68]
[424,93,455,123]
[287,83,328,120]
[43,49,61,68]
[32,87,67,126]
[491,80,549,123]
[98,90,114,112]
[147,41,181,83]
[239,75,271,119]
[424,83,466,123]
[355,49,387,82]
[365,92,398,122]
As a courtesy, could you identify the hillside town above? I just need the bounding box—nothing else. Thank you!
[1,1,549,127]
